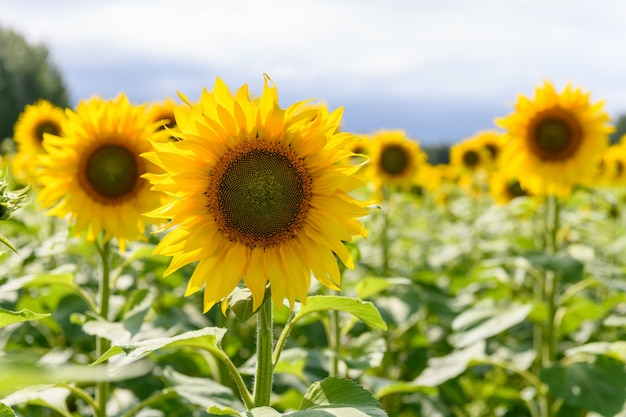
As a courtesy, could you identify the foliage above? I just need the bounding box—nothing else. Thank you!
[0,26,70,143]
[2,176,626,416]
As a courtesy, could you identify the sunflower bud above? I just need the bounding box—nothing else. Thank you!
[0,179,29,221]
[0,174,29,253]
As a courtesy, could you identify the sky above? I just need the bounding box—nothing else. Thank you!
[1,0,625,145]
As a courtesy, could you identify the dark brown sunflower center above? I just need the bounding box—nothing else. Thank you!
[380,144,409,175]
[213,144,312,248]
[463,150,480,167]
[36,121,61,142]
[85,144,138,199]
[528,108,582,161]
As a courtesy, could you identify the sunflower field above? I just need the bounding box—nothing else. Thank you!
[2,77,626,417]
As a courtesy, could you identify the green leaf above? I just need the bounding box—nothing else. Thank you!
[207,405,243,416]
[566,341,626,362]
[293,296,387,331]
[0,358,151,395]
[0,403,16,417]
[542,355,626,416]
[414,341,486,387]
[92,327,227,366]
[449,302,532,348]
[524,252,584,282]
[0,307,50,328]
[244,407,282,417]
[354,277,413,300]
[298,378,387,416]
[1,386,69,415]
[163,367,244,412]
[301,377,382,410]
[0,234,17,254]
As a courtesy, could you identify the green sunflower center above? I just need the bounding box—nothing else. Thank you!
[529,108,582,161]
[36,121,61,142]
[213,144,312,248]
[380,144,409,175]
[463,150,480,168]
[85,144,138,200]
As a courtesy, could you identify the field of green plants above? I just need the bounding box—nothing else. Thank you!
[3,171,626,417]
[2,78,626,417]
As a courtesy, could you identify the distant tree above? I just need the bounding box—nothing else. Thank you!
[0,26,70,142]
[609,114,626,145]
[423,143,451,165]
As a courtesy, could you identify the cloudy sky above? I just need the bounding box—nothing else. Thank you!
[2,0,625,145]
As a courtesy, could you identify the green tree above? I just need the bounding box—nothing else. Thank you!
[609,114,626,145]
[0,26,70,142]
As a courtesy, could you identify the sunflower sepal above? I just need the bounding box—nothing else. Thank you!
[226,286,272,324]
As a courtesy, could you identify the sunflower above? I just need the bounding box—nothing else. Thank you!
[496,81,613,197]
[594,144,626,187]
[147,97,184,140]
[450,134,492,173]
[369,130,426,191]
[472,130,507,169]
[143,76,368,313]
[488,171,530,205]
[36,94,168,251]
[12,99,67,183]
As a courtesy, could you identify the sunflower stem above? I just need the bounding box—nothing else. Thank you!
[95,239,112,417]
[253,298,274,407]
[380,186,391,275]
[537,195,560,417]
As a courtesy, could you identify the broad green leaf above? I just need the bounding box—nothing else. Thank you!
[301,377,381,409]
[300,377,385,417]
[449,303,532,348]
[362,375,437,398]
[523,252,584,283]
[244,407,282,417]
[559,294,611,336]
[542,355,626,416]
[354,277,413,300]
[208,405,243,416]
[0,272,75,293]
[293,296,387,331]
[566,341,626,362]
[163,367,244,412]
[1,386,69,414]
[92,327,227,365]
[0,403,16,417]
[0,307,49,328]
[0,359,151,395]
[414,341,485,387]
[233,377,387,417]
[343,332,386,371]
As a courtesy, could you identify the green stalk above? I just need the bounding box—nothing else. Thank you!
[537,195,560,417]
[253,299,273,407]
[380,186,390,276]
[329,309,341,377]
[208,345,255,410]
[57,383,99,417]
[95,239,112,417]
